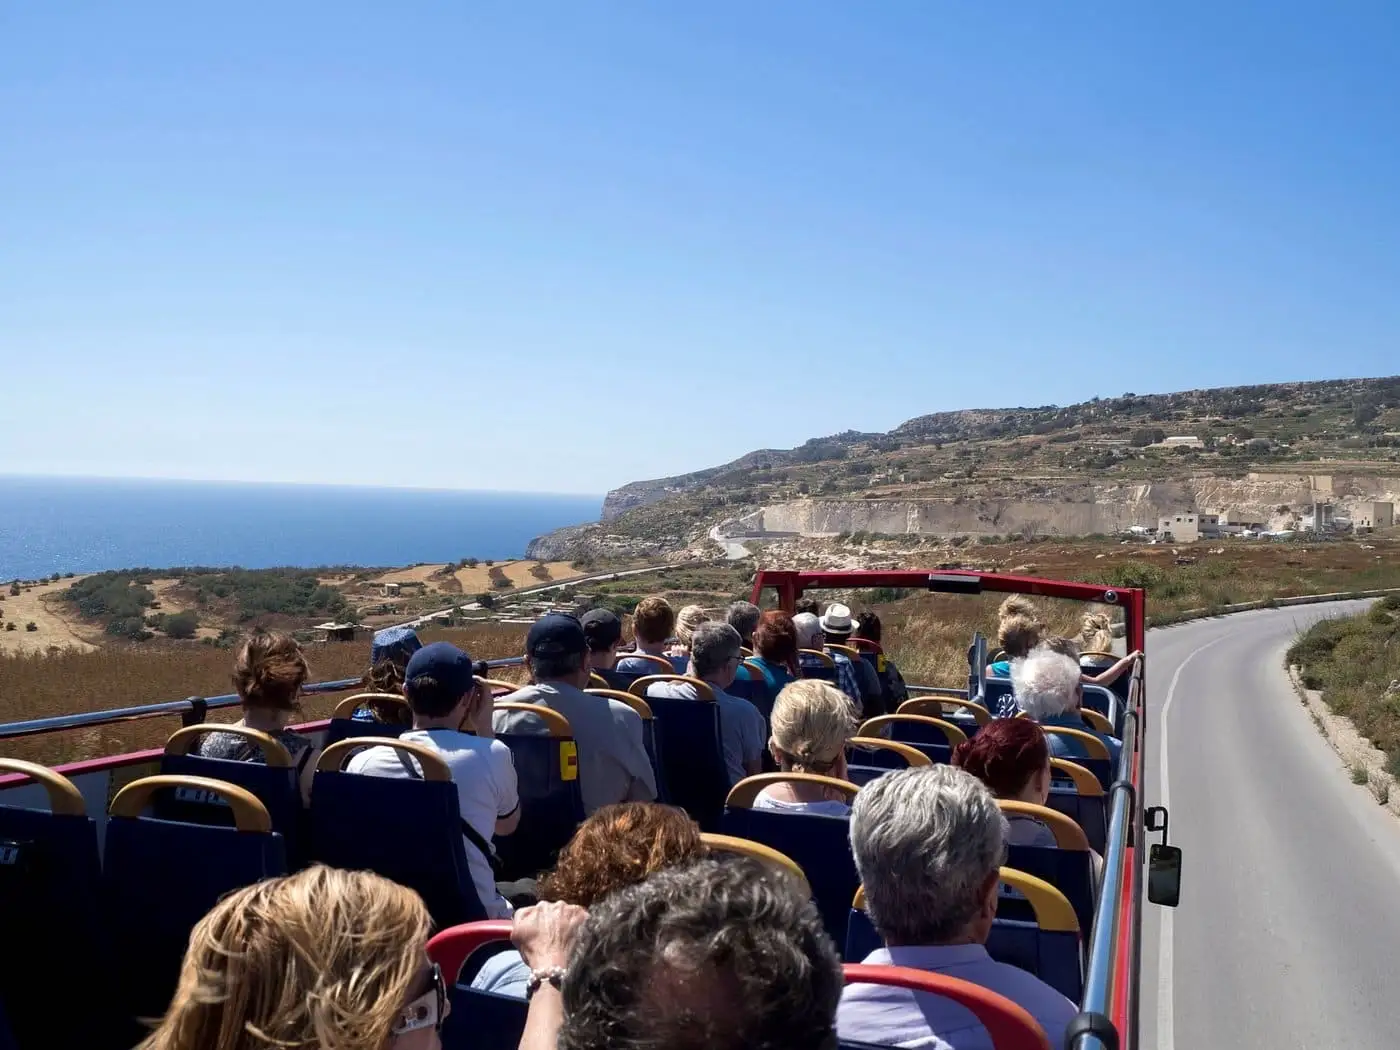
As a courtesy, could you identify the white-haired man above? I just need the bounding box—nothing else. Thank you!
[793,612,862,714]
[1012,645,1123,768]
[838,765,1077,1048]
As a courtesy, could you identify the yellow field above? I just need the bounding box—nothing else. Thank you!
[0,578,98,655]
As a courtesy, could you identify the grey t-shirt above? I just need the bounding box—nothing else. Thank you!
[647,681,767,786]
[494,682,657,813]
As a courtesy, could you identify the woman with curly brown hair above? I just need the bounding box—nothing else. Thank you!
[470,802,703,998]
[195,628,320,802]
[138,864,444,1050]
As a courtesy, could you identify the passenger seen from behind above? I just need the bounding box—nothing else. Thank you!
[498,613,657,812]
[196,629,319,803]
[748,610,800,691]
[648,622,767,785]
[1013,646,1123,768]
[354,626,421,725]
[756,680,858,816]
[138,864,445,1050]
[615,596,675,674]
[664,603,710,671]
[470,802,704,998]
[726,600,762,649]
[794,612,863,712]
[951,717,1057,848]
[517,858,843,1050]
[820,602,886,717]
[852,610,909,709]
[1048,631,1143,690]
[578,608,630,689]
[839,765,1077,1049]
[347,642,520,918]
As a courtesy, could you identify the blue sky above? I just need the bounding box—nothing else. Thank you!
[3,2,1398,495]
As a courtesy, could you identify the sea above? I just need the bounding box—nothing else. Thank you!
[0,476,602,580]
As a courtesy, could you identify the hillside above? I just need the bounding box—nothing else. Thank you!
[527,376,1400,561]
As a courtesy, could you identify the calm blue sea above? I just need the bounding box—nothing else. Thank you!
[0,476,602,579]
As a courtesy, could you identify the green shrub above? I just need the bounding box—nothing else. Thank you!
[25,622,38,632]
[163,611,199,640]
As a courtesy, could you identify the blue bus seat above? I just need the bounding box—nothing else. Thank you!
[721,774,860,946]
[1045,758,1108,854]
[309,737,487,929]
[998,801,1096,934]
[590,667,645,692]
[0,761,107,1050]
[1040,725,1116,790]
[427,920,524,1050]
[845,869,1082,1001]
[490,703,585,880]
[323,693,410,749]
[798,649,838,683]
[897,696,989,739]
[102,775,287,1040]
[725,674,778,723]
[630,676,729,831]
[156,723,306,863]
[701,832,812,895]
[984,675,1016,718]
[841,963,1053,1050]
[585,689,667,802]
[856,714,965,766]
[844,736,931,786]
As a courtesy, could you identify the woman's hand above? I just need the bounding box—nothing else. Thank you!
[513,901,588,971]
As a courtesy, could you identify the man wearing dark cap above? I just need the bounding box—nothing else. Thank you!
[497,612,657,813]
[580,607,635,690]
[348,641,521,918]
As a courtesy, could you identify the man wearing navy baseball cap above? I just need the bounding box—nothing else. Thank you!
[496,612,656,813]
[348,641,521,918]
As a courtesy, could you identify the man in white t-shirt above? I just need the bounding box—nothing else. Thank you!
[347,641,520,918]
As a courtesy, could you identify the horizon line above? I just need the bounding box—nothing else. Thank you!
[0,472,606,499]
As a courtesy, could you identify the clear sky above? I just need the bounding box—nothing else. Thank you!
[3,3,1398,495]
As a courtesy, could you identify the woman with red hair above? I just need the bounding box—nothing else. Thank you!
[951,718,1057,848]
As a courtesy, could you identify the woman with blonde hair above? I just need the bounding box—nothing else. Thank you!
[195,628,320,802]
[138,865,445,1050]
[754,680,859,816]
[664,604,711,671]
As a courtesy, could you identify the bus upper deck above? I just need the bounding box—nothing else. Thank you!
[0,568,1170,1050]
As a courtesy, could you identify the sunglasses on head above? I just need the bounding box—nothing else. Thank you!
[391,962,445,1037]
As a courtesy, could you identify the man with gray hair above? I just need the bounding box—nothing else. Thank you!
[794,612,863,712]
[514,858,844,1050]
[839,765,1077,1048]
[726,600,763,648]
[1013,644,1122,768]
[648,621,766,784]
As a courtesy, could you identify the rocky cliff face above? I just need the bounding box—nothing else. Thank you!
[724,473,1400,539]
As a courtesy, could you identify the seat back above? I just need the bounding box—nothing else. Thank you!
[1041,725,1115,789]
[721,774,859,945]
[856,714,964,765]
[156,724,305,861]
[725,674,778,723]
[841,963,1052,1050]
[427,921,524,1050]
[843,737,930,786]
[845,869,1082,1001]
[798,648,837,683]
[998,801,1096,933]
[897,695,990,735]
[984,675,1016,718]
[700,832,811,896]
[323,693,409,749]
[309,738,486,929]
[0,761,106,1049]
[102,776,287,1039]
[1045,758,1107,853]
[591,667,645,692]
[490,703,585,879]
[586,689,666,802]
[631,677,729,830]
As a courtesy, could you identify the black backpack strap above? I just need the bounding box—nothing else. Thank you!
[294,744,314,780]
[393,746,504,878]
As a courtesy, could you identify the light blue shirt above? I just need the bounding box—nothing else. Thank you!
[469,949,530,999]
[837,944,1076,1049]
[648,680,766,785]
[1039,712,1123,769]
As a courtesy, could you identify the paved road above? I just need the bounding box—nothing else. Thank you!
[1140,601,1400,1050]
[708,524,754,561]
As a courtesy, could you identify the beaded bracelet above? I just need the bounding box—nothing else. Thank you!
[525,966,567,1000]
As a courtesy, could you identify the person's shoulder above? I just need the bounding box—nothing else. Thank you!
[985,958,1077,1016]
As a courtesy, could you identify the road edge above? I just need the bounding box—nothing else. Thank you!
[1287,662,1400,818]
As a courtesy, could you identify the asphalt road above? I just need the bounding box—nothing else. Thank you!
[1139,600,1400,1050]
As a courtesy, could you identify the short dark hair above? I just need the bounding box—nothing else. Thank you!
[560,858,841,1050]
[725,601,762,643]
[403,674,468,719]
[854,610,882,643]
[794,598,821,617]
[530,650,586,682]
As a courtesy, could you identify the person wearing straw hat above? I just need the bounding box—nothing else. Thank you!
[818,603,885,717]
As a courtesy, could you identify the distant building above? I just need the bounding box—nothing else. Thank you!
[314,622,358,642]
[1301,502,1337,532]
[1158,513,1199,543]
[1161,436,1203,448]
[1348,501,1395,531]
[381,582,401,597]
